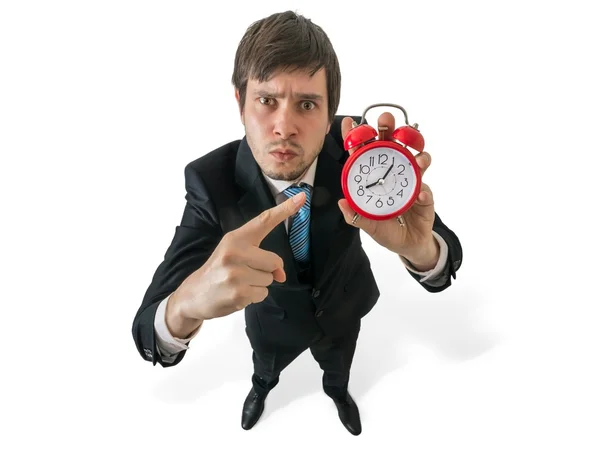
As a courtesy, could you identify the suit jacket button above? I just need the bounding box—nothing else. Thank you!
[312,289,320,298]
[316,310,323,317]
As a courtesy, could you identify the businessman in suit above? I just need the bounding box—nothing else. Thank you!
[132,11,462,436]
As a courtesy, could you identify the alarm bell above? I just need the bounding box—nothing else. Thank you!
[343,103,425,153]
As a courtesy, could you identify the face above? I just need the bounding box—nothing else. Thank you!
[236,68,331,181]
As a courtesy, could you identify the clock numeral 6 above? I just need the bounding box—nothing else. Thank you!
[376,199,383,208]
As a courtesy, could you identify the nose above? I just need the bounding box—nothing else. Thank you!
[272,105,298,140]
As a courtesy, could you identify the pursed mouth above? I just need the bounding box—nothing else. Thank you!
[269,150,299,162]
[270,148,298,156]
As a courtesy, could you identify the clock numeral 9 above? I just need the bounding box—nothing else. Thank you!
[354,175,362,183]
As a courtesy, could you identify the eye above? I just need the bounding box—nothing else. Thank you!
[301,101,315,111]
[259,97,275,106]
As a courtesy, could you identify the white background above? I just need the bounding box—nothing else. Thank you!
[2,0,599,450]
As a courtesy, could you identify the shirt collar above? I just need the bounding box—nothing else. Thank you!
[261,155,319,198]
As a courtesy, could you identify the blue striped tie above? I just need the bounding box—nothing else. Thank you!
[283,183,312,264]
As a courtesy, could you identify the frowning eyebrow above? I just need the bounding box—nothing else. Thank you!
[253,89,324,101]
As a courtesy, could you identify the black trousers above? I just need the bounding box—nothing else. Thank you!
[250,321,361,400]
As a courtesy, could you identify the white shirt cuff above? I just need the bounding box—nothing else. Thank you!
[154,295,201,357]
[400,230,449,283]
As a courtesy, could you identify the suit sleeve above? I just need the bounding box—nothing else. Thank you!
[131,164,223,367]
[406,212,463,292]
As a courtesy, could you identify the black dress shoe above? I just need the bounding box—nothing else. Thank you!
[332,392,362,436]
[241,388,267,430]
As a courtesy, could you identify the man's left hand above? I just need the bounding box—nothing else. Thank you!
[338,113,439,271]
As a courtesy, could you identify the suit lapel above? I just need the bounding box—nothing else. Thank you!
[235,138,300,286]
[310,135,356,287]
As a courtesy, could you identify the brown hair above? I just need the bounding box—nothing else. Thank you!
[231,10,341,123]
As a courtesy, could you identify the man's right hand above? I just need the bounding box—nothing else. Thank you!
[164,190,306,339]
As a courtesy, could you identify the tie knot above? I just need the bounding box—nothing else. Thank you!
[283,183,312,206]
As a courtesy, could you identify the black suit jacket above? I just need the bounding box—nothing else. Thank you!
[132,116,463,366]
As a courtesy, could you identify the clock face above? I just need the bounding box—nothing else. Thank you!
[343,144,419,219]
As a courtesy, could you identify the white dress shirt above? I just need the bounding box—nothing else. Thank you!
[154,155,449,363]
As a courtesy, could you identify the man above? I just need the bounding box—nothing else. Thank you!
[132,10,462,436]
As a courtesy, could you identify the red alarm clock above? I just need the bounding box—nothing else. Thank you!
[341,103,425,221]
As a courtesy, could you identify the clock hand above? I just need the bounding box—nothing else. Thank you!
[365,163,394,189]
[382,162,394,181]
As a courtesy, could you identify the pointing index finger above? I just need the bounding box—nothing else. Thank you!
[240,191,306,245]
